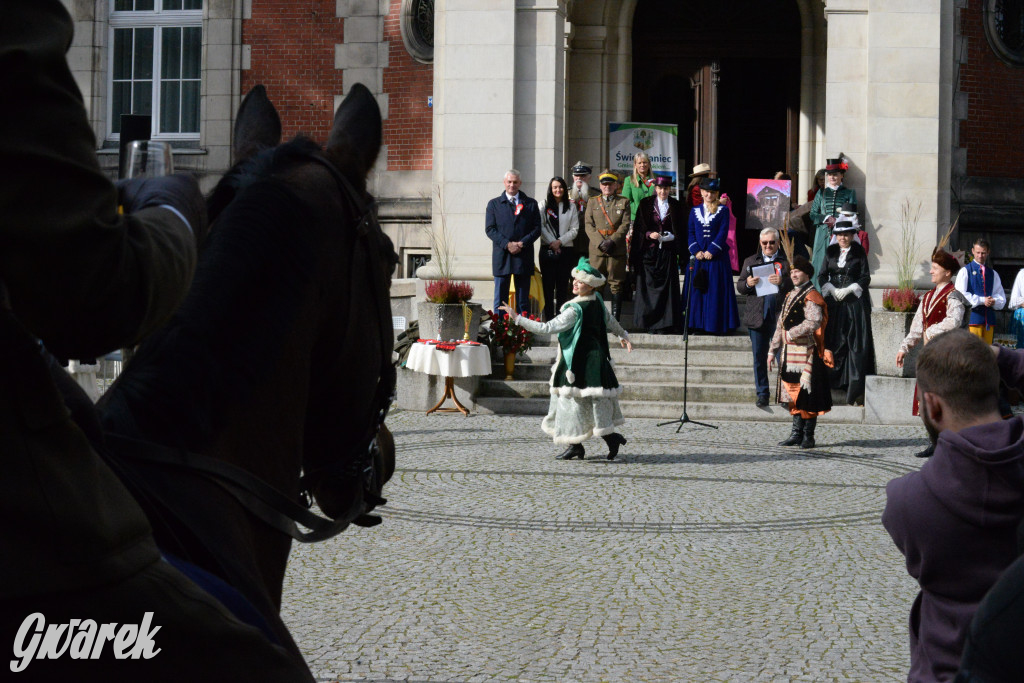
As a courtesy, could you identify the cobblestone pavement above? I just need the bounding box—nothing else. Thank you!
[282,411,929,682]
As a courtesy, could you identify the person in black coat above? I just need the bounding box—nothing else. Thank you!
[0,2,309,679]
[629,175,682,333]
[736,228,792,407]
[485,169,542,315]
[818,220,875,405]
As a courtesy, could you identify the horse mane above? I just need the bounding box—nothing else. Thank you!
[102,137,337,449]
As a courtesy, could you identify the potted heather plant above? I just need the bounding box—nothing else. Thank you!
[418,186,483,340]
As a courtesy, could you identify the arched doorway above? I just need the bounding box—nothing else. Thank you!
[631,0,803,262]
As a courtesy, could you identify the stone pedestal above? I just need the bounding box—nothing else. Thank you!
[871,307,919,378]
[864,375,918,425]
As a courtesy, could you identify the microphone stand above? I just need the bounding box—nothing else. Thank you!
[659,254,718,433]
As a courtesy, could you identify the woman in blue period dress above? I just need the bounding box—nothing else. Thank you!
[500,258,634,461]
[687,177,740,334]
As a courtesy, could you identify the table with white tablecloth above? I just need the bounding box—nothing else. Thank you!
[405,341,491,414]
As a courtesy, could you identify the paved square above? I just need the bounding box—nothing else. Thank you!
[282,411,927,682]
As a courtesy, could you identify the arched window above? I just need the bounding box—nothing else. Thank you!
[400,0,433,63]
[984,0,1024,66]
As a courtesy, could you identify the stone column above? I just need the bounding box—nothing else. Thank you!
[514,0,567,199]
[825,0,954,289]
[428,0,567,289]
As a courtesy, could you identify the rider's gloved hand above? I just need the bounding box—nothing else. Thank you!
[117,173,209,244]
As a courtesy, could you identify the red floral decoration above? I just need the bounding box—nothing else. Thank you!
[485,310,535,355]
[425,279,474,304]
[882,288,920,313]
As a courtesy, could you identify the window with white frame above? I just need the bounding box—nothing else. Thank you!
[109,0,203,140]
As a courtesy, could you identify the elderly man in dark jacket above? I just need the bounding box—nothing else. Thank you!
[0,2,310,678]
[736,228,792,407]
[883,330,1024,683]
[486,169,542,316]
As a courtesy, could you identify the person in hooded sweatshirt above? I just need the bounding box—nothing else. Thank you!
[883,329,1024,683]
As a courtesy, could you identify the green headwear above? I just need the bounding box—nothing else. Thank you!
[571,257,606,288]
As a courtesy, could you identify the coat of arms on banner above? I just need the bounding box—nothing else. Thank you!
[633,129,653,151]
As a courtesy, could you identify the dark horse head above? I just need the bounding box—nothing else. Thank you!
[98,84,397,662]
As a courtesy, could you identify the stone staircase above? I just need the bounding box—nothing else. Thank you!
[474,311,866,423]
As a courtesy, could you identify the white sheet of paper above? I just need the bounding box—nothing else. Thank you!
[752,263,780,296]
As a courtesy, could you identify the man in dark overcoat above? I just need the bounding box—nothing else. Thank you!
[736,227,792,407]
[0,2,313,678]
[486,169,542,315]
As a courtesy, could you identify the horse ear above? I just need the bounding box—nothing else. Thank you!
[327,83,382,177]
[233,85,281,163]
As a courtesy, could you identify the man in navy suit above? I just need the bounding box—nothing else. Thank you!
[486,169,542,315]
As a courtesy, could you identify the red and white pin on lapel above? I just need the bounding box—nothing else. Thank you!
[515,203,524,216]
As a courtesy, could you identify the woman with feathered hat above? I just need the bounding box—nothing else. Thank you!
[809,156,856,287]
[769,254,833,448]
[896,242,967,457]
[500,258,633,461]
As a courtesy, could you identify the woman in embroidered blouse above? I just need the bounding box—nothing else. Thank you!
[500,258,633,461]
[819,220,874,405]
[539,176,580,320]
[629,175,681,333]
[895,248,966,458]
[687,177,740,335]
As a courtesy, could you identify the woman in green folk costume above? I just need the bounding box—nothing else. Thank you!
[499,257,634,460]
[809,157,856,288]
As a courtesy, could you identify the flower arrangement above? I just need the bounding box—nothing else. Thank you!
[485,310,535,356]
[881,198,923,313]
[424,279,474,304]
[882,288,920,313]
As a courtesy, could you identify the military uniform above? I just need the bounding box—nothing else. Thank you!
[584,194,631,296]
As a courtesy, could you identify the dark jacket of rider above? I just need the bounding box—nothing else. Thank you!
[0,2,310,680]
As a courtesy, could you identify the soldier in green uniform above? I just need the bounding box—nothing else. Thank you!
[809,157,857,289]
[585,170,632,321]
[500,258,633,461]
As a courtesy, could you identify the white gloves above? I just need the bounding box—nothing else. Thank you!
[831,284,863,301]
[658,232,676,244]
[821,283,836,298]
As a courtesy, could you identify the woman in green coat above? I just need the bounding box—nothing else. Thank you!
[622,151,655,221]
[809,157,857,287]
[500,258,634,461]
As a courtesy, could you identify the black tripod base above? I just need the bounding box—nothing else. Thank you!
[657,412,719,432]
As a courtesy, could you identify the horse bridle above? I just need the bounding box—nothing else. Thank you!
[107,150,396,543]
[295,151,397,524]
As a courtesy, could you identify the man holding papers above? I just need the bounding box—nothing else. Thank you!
[737,228,792,407]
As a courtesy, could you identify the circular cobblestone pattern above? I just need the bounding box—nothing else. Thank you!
[282,412,927,682]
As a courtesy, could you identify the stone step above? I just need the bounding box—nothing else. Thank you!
[473,396,866,423]
[480,379,762,403]
[495,363,764,385]
[528,331,752,350]
[514,346,754,368]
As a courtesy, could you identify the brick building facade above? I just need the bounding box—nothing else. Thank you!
[63,0,1024,286]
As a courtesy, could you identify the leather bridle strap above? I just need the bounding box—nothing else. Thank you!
[105,433,350,543]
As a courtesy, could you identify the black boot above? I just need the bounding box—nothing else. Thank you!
[611,293,622,321]
[779,415,804,446]
[800,417,817,449]
[603,433,627,460]
[914,442,936,458]
[557,444,585,460]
